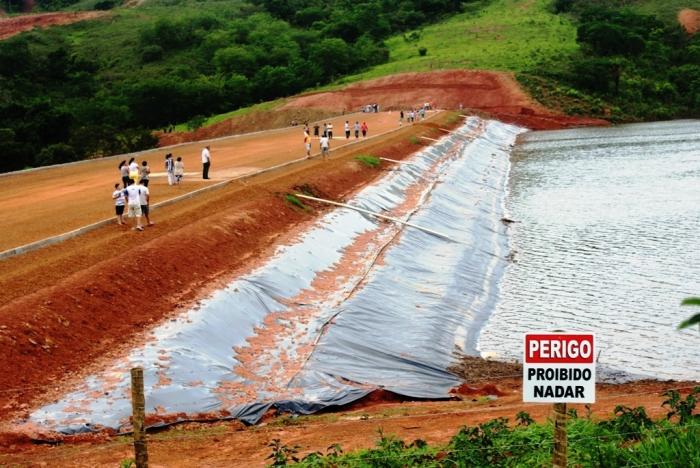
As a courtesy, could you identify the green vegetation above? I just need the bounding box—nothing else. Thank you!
[355,154,382,168]
[344,0,579,81]
[525,0,700,122]
[3,0,699,173]
[266,390,700,466]
[680,297,700,330]
[285,194,309,211]
[0,0,463,172]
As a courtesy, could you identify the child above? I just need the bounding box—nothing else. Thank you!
[174,156,185,184]
[113,183,126,225]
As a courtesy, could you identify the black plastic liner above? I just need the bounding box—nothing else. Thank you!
[29,118,525,434]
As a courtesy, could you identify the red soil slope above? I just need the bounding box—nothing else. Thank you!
[0,11,106,40]
[283,70,608,130]
[679,8,700,34]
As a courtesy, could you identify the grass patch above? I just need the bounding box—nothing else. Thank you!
[276,399,700,466]
[172,99,285,132]
[337,0,579,84]
[409,135,420,145]
[354,154,381,168]
[285,193,309,211]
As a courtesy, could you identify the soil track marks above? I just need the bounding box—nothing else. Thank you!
[283,70,608,130]
[679,8,700,34]
[0,11,106,39]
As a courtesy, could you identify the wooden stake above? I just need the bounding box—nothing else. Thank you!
[130,367,149,468]
[553,402,567,468]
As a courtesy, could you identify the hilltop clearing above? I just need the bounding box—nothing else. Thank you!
[283,70,606,130]
[679,8,700,34]
[0,10,105,39]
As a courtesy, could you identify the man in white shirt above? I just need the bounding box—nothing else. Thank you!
[201,145,211,179]
[319,135,330,160]
[138,182,153,226]
[124,180,145,231]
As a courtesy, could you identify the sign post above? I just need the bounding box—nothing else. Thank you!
[523,333,596,468]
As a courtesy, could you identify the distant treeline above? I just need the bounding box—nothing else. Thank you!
[0,0,463,173]
[528,0,700,121]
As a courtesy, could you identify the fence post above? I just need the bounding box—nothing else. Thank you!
[130,367,149,468]
[553,402,567,468]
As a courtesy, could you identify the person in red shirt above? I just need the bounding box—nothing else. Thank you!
[361,121,368,137]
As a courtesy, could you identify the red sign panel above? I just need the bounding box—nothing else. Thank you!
[524,334,595,364]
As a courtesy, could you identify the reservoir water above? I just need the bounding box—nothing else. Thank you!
[478,120,700,381]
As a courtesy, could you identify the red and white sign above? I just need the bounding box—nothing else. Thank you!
[523,332,596,403]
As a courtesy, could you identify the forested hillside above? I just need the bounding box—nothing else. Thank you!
[1,0,698,173]
[0,0,462,172]
[520,0,700,121]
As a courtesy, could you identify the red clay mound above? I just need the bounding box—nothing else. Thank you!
[0,11,106,40]
[283,70,608,130]
[679,8,700,34]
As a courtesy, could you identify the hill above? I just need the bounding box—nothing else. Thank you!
[1,0,699,173]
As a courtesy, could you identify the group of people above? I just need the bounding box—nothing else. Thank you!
[112,173,152,231]
[399,107,426,126]
[304,121,369,160]
[362,104,380,113]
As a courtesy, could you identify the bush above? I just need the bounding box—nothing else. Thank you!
[140,45,164,63]
[34,143,79,167]
[418,46,428,56]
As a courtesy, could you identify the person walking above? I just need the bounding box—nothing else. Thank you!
[113,183,126,226]
[119,160,130,188]
[140,160,151,187]
[124,178,145,231]
[313,123,320,137]
[354,121,360,138]
[361,121,368,137]
[201,145,211,179]
[165,153,175,186]
[319,134,330,160]
[399,110,404,126]
[304,131,312,158]
[344,121,350,139]
[327,122,334,139]
[139,180,154,226]
[174,156,184,184]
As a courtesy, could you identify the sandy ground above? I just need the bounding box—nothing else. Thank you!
[679,8,700,34]
[0,112,399,253]
[0,379,695,466]
[0,11,107,40]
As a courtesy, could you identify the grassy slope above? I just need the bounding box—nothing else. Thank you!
[340,0,578,82]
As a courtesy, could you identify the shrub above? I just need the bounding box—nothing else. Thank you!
[355,154,381,168]
[140,45,164,63]
[34,143,78,167]
[418,46,428,56]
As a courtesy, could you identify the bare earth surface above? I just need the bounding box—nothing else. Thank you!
[0,114,452,429]
[283,70,608,131]
[1,379,695,467]
[679,8,700,34]
[0,112,397,253]
[0,11,106,39]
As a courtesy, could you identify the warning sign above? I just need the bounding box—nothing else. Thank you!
[523,333,596,403]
